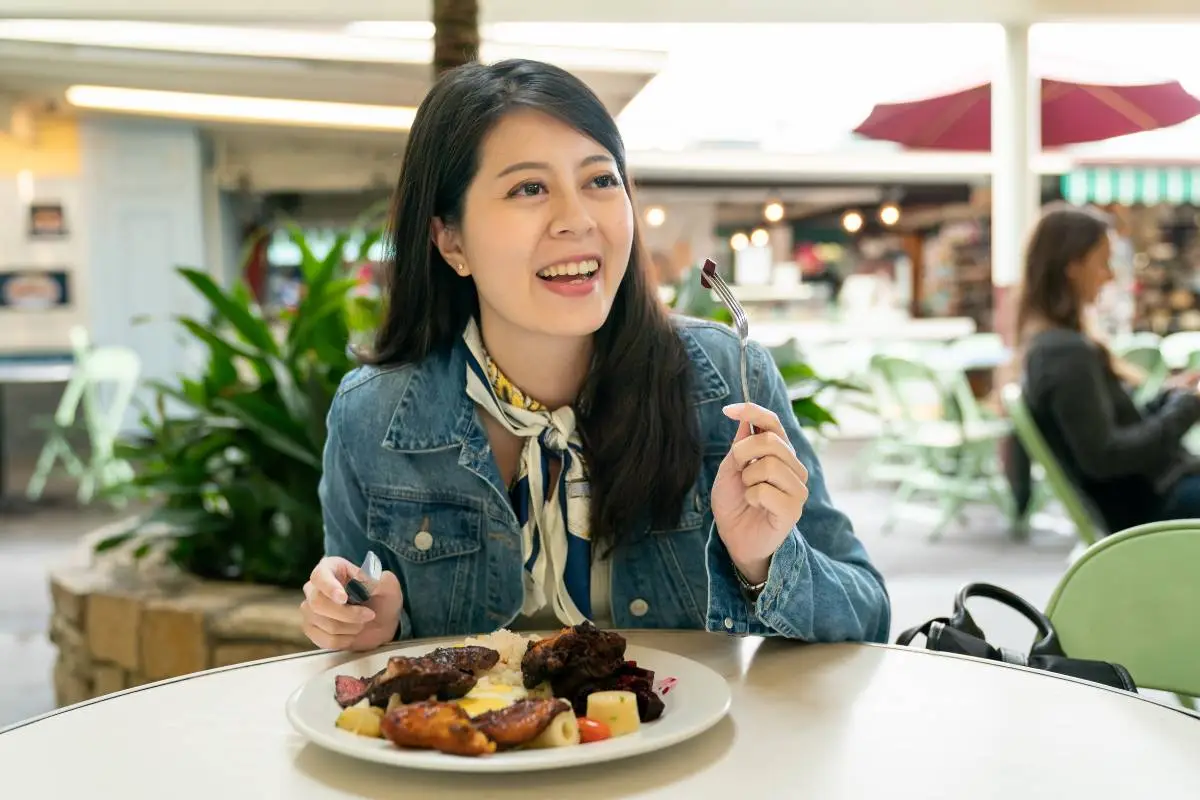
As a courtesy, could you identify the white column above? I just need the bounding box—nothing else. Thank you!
[991,23,1040,289]
[82,118,209,428]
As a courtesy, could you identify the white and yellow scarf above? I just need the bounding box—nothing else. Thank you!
[462,318,592,626]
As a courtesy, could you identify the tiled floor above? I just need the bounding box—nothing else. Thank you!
[0,438,1078,729]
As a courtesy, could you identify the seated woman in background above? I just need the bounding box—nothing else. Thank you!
[298,58,890,650]
[1017,203,1200,533]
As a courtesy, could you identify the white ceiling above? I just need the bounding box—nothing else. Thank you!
[7,0,1200,23]
[0,21,665,116]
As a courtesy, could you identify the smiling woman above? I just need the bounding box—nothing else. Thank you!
[298,59,890,649]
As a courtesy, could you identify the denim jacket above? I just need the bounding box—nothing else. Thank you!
[320,316,891,642]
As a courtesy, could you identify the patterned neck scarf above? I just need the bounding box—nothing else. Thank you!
[461,318,591,626]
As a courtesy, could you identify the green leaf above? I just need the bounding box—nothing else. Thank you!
[177,267,278,355]
[94,531,136,552]
[792,396,838,428]
[265,355,312,438]
[211,395,321,468]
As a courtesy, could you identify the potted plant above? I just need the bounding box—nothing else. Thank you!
[94,227,382,588]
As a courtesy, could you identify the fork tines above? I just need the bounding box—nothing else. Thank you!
[699,258,748,333]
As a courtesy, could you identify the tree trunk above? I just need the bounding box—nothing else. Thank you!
[432,0,480,78]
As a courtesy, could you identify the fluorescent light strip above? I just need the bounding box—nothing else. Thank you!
[0,20,666,73]
[65,85,417,131]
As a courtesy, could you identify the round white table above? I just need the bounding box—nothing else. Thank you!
[3,633,1199,798]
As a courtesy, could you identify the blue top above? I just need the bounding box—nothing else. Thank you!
[320,315,891,642]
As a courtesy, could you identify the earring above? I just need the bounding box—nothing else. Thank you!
[457,264,466,272]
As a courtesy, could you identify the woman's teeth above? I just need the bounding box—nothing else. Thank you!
[536,259,600,280]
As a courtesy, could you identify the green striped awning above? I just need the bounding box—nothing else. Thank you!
[1061,166,1200,205]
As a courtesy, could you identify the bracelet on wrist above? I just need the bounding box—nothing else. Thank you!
[734,565,768,599]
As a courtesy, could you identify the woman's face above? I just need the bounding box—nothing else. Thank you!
[1067,234,1114,305]
[434,109,634,344]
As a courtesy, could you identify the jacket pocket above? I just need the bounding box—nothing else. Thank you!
[365,487,485,564]
[364,487,486,637]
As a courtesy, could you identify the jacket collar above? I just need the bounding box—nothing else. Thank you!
[382,324,729,453]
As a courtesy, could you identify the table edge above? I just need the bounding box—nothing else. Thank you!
[2,637,1196,737]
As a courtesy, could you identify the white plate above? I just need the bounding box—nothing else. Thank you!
[285,641,732,773]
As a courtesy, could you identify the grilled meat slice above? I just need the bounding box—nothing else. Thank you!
[365,656,478,706]
[427,645,500,674]
[333,646,498,709]
[473,698,570,749]
[381,700,496,757]
[334,675,370,708]
[521,621,627,690]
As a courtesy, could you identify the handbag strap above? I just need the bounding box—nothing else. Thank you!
[894,618,946,647]
[953,582,1064,657]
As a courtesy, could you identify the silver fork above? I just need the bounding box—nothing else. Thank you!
[700,258,756,435]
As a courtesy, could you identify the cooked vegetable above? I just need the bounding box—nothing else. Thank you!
[586,690,640,737]
[524,710,580,749]
[335,705,385,738]
[577,717,612,744]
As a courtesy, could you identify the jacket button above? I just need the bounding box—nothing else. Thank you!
[723,617,734,630]
[629,598,649,617]
[414,531,434,551]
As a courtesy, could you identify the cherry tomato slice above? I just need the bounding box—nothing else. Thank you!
[577,716,612,743]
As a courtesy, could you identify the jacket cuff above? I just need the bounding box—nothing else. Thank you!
[393,608,413,642]
[704,521,804,637]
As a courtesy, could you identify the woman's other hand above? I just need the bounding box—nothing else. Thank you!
[710,402,810,584]
[300,557,403,650]
[1163,370,1200,393]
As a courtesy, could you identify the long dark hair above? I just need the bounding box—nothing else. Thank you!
[365,59,701,550]
[1015,202,1112,344]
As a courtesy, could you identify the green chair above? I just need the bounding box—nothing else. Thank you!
[872,354,1012,540]
[1112,334,1169,406]
[26,343,142,505]
[1000,383,1106,547]
[1159,331,1200,371]
[1045,519,1200,709]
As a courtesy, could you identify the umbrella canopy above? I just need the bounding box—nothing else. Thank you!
[853,54,1200,151]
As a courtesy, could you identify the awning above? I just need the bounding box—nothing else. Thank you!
[1061,166,1200,205]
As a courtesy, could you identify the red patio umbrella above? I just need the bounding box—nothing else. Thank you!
[853,64,1200,151]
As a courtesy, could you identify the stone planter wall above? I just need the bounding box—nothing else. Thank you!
[49,563,315,707]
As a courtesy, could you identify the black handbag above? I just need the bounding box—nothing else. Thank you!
[895,582,1138,693]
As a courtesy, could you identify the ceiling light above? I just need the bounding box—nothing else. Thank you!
[730,232,749,251]
[750,228,770,247]
[842,211,864,233]
[64,85,418,131]
[879,203,900,226]
[763,201,784,223]
[645,206,666,227]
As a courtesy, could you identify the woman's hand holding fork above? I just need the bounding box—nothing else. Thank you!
[710,402,810,586]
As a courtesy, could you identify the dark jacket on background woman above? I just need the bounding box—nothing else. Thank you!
[1022,327,1200,533]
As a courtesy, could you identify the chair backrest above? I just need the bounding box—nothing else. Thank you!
[53,346,142,455]
[1000,383,1106,545]
[1116,344,1163,374]
[1045,520,1200,697]
[1111,331,1161,354]
[869,353,948,425]
[1159,331,1200,370]
[946,332,1007,371]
